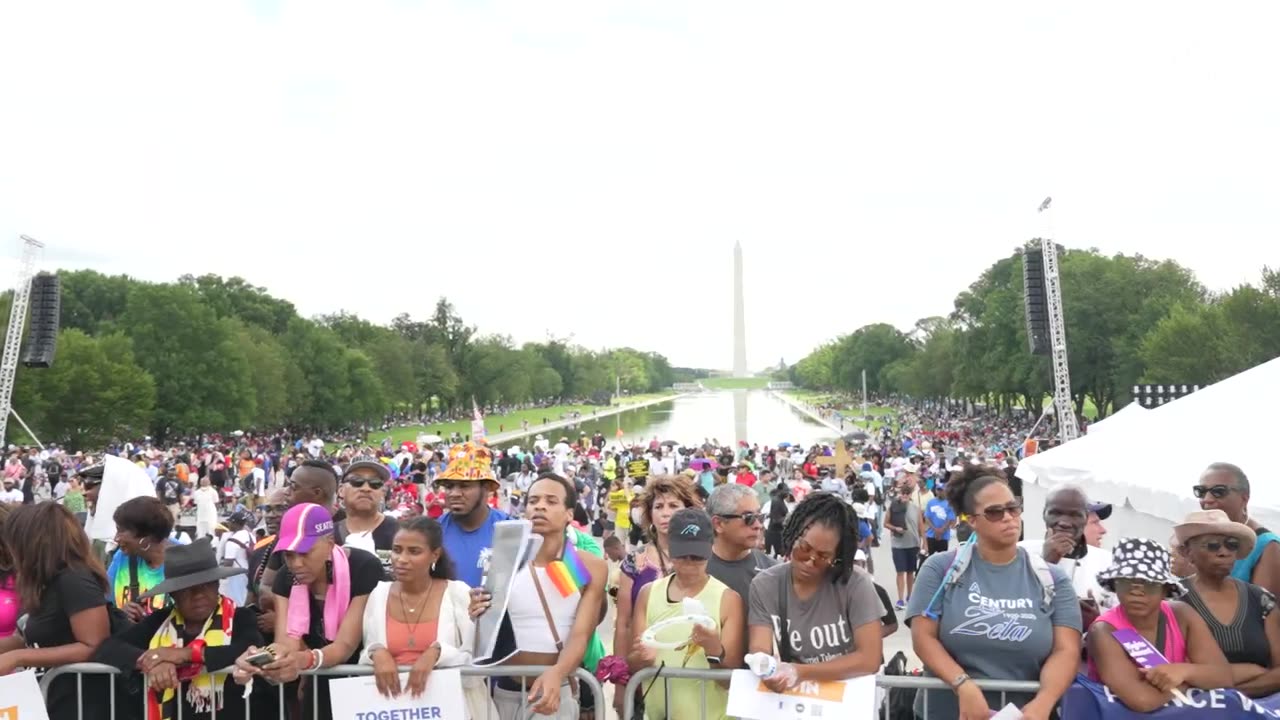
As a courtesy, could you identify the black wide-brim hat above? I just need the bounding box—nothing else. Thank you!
[138,536,246,600]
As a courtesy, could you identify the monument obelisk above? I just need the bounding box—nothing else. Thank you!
[733,241,747,376]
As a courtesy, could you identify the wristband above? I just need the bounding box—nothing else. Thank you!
[188,639,206,666]
[312,648,324,670]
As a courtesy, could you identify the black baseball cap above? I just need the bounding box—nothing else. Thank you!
[667,508,714,560]
[1088,502,1113,521]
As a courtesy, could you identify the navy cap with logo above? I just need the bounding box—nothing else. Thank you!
[667,507,714,560]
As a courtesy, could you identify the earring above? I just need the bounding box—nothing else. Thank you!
[140,539,152,552]
[431,561,436,572]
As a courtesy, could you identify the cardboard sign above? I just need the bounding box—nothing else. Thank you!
[328,669,465,720]
[726,669,874,720]
[0,671,51,720]
[1111,629,1168,669]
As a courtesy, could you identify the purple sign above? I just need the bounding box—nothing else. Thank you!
[1111,629,1168,669]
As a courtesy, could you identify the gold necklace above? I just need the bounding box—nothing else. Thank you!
[397,579,434,649]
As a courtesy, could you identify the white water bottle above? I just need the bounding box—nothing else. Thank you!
[745,652,778,678]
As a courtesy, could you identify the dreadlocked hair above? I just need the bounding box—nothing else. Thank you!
[781,491,859,585]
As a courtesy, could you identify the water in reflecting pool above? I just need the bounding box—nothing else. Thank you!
[498,391,838,449]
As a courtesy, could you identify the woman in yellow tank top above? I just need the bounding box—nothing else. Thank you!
[628,508,745,720]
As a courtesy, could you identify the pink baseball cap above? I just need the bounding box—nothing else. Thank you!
[273,503,334,555]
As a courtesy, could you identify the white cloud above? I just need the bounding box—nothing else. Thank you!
[1,0,1277,371]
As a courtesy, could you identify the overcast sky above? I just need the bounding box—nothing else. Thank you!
[2,1,1277,371]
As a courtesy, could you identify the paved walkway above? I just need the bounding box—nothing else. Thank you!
[484,394,686,446]
[767,390,849,435]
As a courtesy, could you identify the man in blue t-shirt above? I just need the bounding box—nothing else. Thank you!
[436,443,508,587]
[923,494,956,557]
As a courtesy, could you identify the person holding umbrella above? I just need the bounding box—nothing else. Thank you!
[94,537,266,720]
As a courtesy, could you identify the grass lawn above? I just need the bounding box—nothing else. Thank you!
[358,394,676,446]
[700,376,772,390]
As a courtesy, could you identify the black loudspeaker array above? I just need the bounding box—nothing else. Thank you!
[21,272,60,369]
[1131,384,1201,407]
[1022,246,1050,355]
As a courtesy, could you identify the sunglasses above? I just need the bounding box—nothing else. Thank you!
[1194,536,1241,554]
[792,539,838,568]
[1114,579,1165,596]
[1192,484,1236,499]
[977,500,1024,522]
[716,512,762,526]
[346,479,384,490]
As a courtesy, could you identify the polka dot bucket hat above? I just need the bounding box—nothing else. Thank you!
[1096,537,1185,597]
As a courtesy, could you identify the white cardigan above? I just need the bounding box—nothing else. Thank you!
[358,579,474,667]
[359,579,496,720]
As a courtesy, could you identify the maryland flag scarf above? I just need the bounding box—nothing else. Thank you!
[146,596,235,720]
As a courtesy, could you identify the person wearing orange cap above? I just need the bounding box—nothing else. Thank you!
[436,443,508,587]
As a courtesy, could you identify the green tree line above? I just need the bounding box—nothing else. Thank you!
[790,245,1280,417]
[4,271,678,447]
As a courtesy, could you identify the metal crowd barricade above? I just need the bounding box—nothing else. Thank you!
[621,666,1042,720]
[40,662,605,720]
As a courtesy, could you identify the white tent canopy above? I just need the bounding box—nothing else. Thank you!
[1084,401,1147,440]
[1017,356,1280,528]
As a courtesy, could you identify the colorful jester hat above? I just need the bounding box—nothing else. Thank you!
[435,442,497,484]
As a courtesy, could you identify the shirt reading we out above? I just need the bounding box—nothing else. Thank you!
[747,563,883,663]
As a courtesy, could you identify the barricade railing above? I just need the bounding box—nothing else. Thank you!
[621,666,1042,720]
[39,662,604,720]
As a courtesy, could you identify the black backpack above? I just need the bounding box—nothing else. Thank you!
[889,499,908,533]
[883,651,917,720]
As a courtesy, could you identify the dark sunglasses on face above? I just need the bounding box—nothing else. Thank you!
[716,512,761,526]
[1115,579,1164,596]
[1192,484,1235,499]
[978,500,1024,522]
[1195,537,1241,553]
[346,479,384,490]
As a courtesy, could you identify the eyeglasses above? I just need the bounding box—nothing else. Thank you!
[1115,579,1164,596]
[792,539,838,568]
[346,479,384,490]
[978,500,1024,522]
[716,512,762,526]
[1192,484,1236,499]
[1194,536,1241,554]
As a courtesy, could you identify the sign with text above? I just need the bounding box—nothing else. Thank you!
[1112,629,1168,669]
[328,669,465,720]
[0,671,50,720]
[726,669,874,720]
[1064,675,1280,719]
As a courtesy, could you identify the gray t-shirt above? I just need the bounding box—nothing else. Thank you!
[707,549,776,608]
[748,562,883,664]
[890,501,921,549]
[905,548,1082,718]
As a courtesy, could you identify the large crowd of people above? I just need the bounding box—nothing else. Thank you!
[0,405,1276,719]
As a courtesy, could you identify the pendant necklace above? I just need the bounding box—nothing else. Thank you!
[398,578,433,648]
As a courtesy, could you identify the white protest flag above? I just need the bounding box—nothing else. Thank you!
[87,454,158,541]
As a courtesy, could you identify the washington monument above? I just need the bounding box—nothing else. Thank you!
[733,241,747,375]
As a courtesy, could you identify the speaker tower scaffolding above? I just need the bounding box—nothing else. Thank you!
[0,236,45,445]
[1038,199,1080,442]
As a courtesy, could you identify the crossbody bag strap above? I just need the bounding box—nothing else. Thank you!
[528,566,564,651]
[777,565,793,663]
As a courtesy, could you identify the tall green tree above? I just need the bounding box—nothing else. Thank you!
[12,330,155,447]
[122,284,255,437]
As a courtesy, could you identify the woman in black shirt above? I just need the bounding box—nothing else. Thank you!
[0,503,113,720]
[232,503,382,717]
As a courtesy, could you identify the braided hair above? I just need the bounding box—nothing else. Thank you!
[780,491,859,585]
